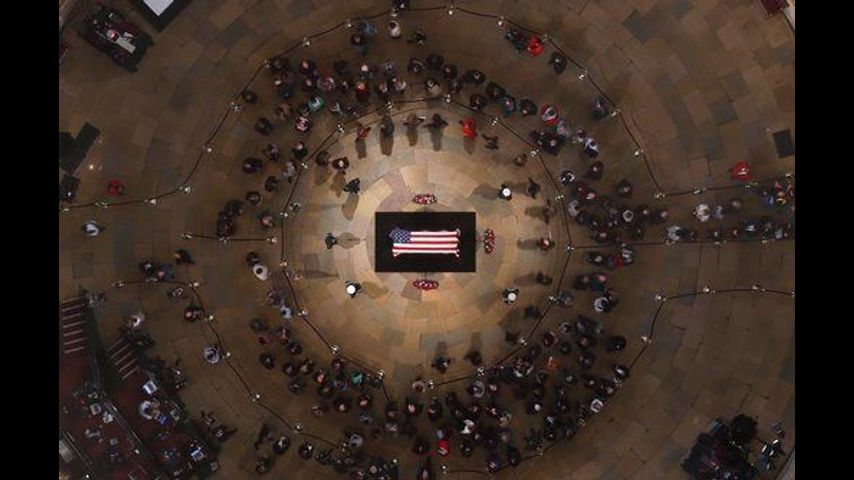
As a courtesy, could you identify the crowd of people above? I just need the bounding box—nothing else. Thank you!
[670,177,795,244]
[121,5,793,478]
[246,292,631,477]
[220,10,646,478]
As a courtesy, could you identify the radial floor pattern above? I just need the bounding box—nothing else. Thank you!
[59,1,795,479]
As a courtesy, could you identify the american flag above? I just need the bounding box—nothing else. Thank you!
[390,227,461,257]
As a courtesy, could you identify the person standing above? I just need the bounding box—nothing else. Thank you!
[106,179,125,196]
[404,114,426,130]
[585,161,604,181]
[729,161,752,181]
[174,249,194,265]
[331,157,350,174]
[537,237,554,251]
[615,179,633,198]
[431,356,452,373]
[502,288,519,304]
[380,115,395,138]
[388,20,402,39]
[254,117,273,135]
[424,113,448,131]
[407,26,426,44]
[325,233,338,249]
[82,220,105,237]
[291,141,308,161]
[548,52,567,73]
[591,96,610,120]
[460,118,477,139]
[498,184,512,200]
[482,134,499,150]
[242,157,263,173]
[282,159,297,183]
[356,122,372,142]
[343,178,361,195]
[583,138,600,158]
[246,191,262,205]
[345,281,362,297]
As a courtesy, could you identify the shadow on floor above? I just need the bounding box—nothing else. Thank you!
[517,238,543,251]
[301,269,337,280]
[406,127,419,146]
[361,281,389,299]
[330,172,346,197]
[524,205,550,223]
[380,134,394,156]
[512,272,540,286]
[342,193,360,220]
[463,136,476,155]
[313,165,332,186]
[356,138,367,158]
[337,232,362,249]
[430,130,443,151]
[473,183,499,200]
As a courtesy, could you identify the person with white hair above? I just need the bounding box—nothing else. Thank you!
[583,137,600,158]
[128,312,145,330]
[345,281,362,297]
[694,203,712,222]
[502,288,519,304]
[387,20,402,39]
[82,220,105,237]
[253,264,269,281]
[203,344,223,365]
[666,225,685,242]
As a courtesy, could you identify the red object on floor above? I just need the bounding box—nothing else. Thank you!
[483,228,495,255]
[759,0,788,15]
[107,179,126,196]
[412,193,437,205]
[461,118,477,139]
[527,36,544,56]
[413,279,439,290]
[729,161,752,181]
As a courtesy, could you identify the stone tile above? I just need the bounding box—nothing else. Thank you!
[216,17,251,48]
[71,252,95,279]
[623,10,652,44]
[208,0,243,31]
[670,0,694,19]
[709,98,738,126]
[130,117,159,149]
[380,326,405,347]
[288,0,316,19]
[699,128,725,161]
[721,69,751,101]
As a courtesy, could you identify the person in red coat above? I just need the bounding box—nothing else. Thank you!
[437,438,450,457]
[729,161,752,181]
[460,117,477,139]
[527,35,544,56]
[106,179,125,196]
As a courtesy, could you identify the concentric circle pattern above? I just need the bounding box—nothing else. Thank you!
[60,1,794,479]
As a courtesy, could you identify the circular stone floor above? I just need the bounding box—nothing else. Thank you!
[279,117,571,382]
[59,1,795,479]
